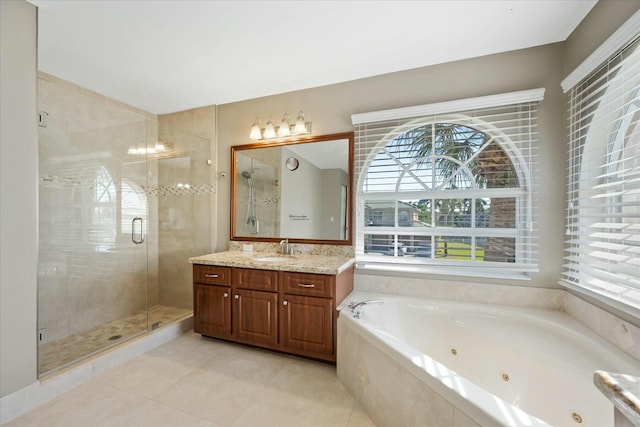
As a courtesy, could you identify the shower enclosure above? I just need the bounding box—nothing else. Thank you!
[37,73,213,375]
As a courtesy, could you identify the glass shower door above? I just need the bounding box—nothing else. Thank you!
[37,74,150,375]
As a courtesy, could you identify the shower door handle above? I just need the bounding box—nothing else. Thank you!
[131,217,145,245]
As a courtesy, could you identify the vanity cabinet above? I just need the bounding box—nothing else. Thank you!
[192,262,354,362]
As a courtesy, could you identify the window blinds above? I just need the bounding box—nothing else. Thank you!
[562,34,640,314]
[352,90,543,275]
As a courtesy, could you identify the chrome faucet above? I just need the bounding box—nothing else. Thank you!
[348,298,383,319]
[279,239,292,255]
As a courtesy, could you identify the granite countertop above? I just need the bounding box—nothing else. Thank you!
[594,370,640,426]
[189,251,355,275]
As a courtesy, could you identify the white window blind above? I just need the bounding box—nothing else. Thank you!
[562,33,640,315]
[353,90,543,278]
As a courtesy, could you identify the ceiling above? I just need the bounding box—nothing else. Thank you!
[31,0,597,115]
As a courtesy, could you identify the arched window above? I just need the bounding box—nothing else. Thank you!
[353,90,542,277]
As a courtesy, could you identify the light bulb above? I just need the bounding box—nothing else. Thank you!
[249,121,262,140]
[264,120,276,139]
[277,114,291,137]
[294,111,307,134]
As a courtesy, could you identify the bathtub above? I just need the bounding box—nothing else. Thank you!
[337,291,640,427]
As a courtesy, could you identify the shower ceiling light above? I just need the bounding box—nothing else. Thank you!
[127,142,172,155]
[249,111,311,141]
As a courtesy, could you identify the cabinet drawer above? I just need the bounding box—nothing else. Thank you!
[280,271,334,298]
[193,265,231,285]
[233,268,278,291]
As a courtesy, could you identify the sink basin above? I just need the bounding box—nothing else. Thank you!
[255,256,292,262]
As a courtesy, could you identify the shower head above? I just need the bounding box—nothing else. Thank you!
[242,170,253,188]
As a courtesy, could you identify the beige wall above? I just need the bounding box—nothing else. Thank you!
[217,43,567,288]
[0,0,38,397]
[564,0,640,75]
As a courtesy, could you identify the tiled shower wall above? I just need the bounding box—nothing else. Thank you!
[157,107,215,309]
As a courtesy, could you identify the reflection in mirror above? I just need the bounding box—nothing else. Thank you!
[231,133,353,245]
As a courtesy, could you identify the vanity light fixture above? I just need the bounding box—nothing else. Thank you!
[248,110,311,140]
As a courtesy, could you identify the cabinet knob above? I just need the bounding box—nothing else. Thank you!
[283,300,288,306]
[234,294,239,300]
[223,292,229,298]
[204,274,219,278]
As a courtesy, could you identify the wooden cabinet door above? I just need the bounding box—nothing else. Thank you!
[280,294,333,355]
[194,284,231,339]
[233,289,278,347]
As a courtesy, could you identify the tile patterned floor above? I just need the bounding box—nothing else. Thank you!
[11,332,375,427]
[38,305,193,375]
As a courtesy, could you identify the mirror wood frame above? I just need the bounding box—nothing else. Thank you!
[231,132,354,245]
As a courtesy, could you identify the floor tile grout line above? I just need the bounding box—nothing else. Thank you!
[94,345,223,405]
[96,379,220,427]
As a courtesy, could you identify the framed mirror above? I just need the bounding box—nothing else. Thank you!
[231,132,353,245]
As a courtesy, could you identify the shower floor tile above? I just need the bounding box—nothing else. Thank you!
[38,305,193,375]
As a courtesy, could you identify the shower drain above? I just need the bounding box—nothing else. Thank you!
[108,335,122,341]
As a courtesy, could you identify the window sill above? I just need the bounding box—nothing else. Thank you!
[356,259,535,281]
